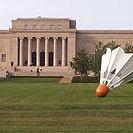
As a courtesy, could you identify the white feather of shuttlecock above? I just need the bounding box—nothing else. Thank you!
[100,47,133,90]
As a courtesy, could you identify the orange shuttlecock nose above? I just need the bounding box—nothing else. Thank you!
[96,84,109,97]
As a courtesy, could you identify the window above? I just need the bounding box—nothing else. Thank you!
[24,24,28,29]
[1,54,6,62]
[32,25,37,29]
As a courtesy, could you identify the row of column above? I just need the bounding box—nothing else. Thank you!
[19,37,67,67]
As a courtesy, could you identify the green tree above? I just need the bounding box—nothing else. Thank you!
[90,41,120,77]
[124,43,133,53]
[70,49,90,77]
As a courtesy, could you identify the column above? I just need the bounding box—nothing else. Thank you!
[53,37,57,66]
[28,37,32,66]
[36,37,40,66]
[67,35,76,66]
[19,37,23,66]
[45,37,49,66]
[62,37,66,66]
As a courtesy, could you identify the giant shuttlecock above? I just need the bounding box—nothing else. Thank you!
[96,47,133,97]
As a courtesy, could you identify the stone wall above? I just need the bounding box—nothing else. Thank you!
[0,30,10,67]
[76,30,133,55]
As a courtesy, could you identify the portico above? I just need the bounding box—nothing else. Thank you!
[18,36,67,67]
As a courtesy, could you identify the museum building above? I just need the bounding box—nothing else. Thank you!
[0,17,133,76]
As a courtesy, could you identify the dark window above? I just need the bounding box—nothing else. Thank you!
[49,52,53,66]
[1,54,6,62]
[58,60,61,65]
[32,52,36,66]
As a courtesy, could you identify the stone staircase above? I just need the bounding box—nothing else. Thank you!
[14,66,74,77]
[0,66,74,83]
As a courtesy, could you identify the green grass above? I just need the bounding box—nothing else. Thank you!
[0,77,62,83]
[0,78,133,132]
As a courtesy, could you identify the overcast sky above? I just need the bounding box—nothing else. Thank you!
[0,0,133,30]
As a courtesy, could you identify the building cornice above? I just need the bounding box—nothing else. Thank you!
[9,29,76,33]
[2,29,133,35]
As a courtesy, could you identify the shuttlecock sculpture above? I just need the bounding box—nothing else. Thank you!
[96,47,133,97]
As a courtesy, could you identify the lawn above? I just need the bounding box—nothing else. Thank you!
[0,77,133,132]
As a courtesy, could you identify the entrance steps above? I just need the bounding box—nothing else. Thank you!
[14,66,73,77]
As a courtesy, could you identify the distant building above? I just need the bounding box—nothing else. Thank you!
[0,17,133,76]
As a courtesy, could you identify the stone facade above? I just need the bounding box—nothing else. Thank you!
[0,17,133,77]
[76,30,133,55]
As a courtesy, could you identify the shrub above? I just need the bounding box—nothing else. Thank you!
[71,76,99,83]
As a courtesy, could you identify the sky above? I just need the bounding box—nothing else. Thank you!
[0,0,133,30]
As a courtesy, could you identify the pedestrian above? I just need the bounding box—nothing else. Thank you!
[36,68,40,77]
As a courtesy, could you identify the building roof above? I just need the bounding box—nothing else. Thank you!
[13,17,72,21]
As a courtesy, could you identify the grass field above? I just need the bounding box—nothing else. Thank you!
[0,77,133,132]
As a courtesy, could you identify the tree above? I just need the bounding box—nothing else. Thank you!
[124,43,133,53]
[90,41,120,77]
[70,49,90,77]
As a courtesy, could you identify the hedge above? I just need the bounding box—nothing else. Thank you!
[71,76,99,83]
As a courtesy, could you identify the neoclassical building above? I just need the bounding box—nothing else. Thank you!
[0,17,133,77]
